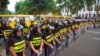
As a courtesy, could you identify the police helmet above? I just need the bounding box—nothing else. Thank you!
[13,28,22,36]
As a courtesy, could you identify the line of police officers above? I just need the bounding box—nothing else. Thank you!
[0,16,99,56]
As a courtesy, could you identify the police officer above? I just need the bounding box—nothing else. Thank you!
[58,19,66,50]
[50,18,63,56]
[20,18,31,40]
[41,19,55,56]
[0,20,6,56]
[3,19,13,41]
[61,20,69,48]
[71,20,78,41]
[29,20,44,56]
[7,28,26,56]
[3,18,16,56]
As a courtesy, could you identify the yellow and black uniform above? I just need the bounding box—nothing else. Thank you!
[29,25,43,56]
[59,21,66,36]
[4,29,12,37]
[61,20,69,48]
[3,25,12,41]
[7,36,26,56]
[21,20,30,36]
[21,26,29,50]
[29,31,43,49]
[21,27,29,36]
[53,22,61,41]
[42,25,55,56]
[57,21,67,49]
[45,31,53,44]
[4,21,16,40]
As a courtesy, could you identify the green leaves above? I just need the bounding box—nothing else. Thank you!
[15,0,95,15]
[15,0,56,15]
[85,0,95,11]
[0,0,9,14]
[65,0,84,14]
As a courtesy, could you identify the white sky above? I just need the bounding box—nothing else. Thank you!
[7,0,21,12]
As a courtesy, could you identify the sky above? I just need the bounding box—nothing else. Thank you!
[7,0,21,12]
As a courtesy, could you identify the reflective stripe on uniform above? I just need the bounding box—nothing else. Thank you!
[22,28,28,35]
[5,30,12,36]
[60,29,64,33]
[32,37,41,46]
[14,40,25,53]
[54,32,59,39]
[14,43,25,51]
[15,48,24,53]
[46,35,52,43]
[14,40,25,45]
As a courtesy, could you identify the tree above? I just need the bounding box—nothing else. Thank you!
[95,0,100,18]
[85,0,95,18]
[57,0,84,16]
[15,0,56,15]
[15,0,32,14]
[0,0,9,14]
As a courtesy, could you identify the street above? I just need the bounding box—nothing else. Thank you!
[61,28,100,56]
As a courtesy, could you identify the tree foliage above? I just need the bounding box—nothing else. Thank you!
[85,0,95,11]
[0,0,9,14]
[15,0,96,16]
[15,0,56,15]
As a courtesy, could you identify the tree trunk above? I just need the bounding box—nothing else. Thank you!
[67,9,69,16]
[86,1,90,19]
[76,0,79,17]
[76,10,78,17]
[95,1,99,19]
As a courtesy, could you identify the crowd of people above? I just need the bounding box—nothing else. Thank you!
[0,15,100,56]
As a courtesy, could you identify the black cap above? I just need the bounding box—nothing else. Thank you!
[13,28,22,35]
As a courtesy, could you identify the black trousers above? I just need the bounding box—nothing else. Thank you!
[55,40,62,56]
[44,44,56,56]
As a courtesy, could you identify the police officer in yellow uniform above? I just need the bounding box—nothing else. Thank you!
[3,19,15,56]
[61,20,69,48]
[59,20,68,49]
[20,18,30,40]
[50,19,62,56]
[41,20,55,56]
[3,21,13,41]
[29,21,44,56]
[7,28,26,56]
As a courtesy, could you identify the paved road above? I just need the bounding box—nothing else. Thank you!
[61,28,100,56]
